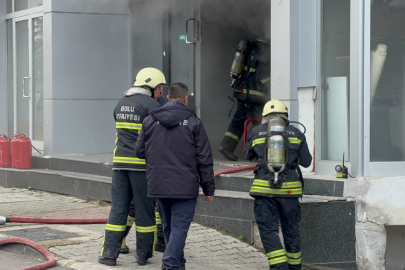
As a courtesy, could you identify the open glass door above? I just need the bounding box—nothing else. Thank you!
[13,14,44,150]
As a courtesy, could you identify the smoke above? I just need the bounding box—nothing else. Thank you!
[129,0,270,78]
[199,0,270,42]
[129,0,270,41]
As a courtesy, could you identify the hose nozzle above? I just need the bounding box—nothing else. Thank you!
[0,216,7,225]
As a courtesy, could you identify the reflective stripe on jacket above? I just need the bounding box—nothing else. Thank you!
[246,123,312,198]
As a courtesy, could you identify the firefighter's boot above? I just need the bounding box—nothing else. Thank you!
[120,237,129,254]
[155,236,166,252]
[219,133,239,161]
[98,256,117,266]
[135,254,148,266]
[219,147,238,161]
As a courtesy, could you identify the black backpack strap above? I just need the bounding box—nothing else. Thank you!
[297,165,304,191]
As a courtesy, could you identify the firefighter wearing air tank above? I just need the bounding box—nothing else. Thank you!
[99,68,166,266]
[246,99,312,270]
[219,39,270,161]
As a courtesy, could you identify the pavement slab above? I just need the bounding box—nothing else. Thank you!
[0,186,269,270]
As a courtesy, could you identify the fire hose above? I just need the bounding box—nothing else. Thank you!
[0,216,108,270]
[0,237,57,270]
[1,217,108,224]
[214,164,256,178]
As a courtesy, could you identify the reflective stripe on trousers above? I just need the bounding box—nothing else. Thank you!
[136,225,157,233]
[224,132,240,142]
[267,249,288,266]
[287,251,302,265]
[105,224,126,232]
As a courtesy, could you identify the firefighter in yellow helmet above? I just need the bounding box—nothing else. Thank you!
[99,68,166,266]
[246,99,312,270]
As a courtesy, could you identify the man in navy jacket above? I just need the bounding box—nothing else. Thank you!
[135,82,215,270]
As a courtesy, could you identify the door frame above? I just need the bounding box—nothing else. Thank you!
[13,12,44,150]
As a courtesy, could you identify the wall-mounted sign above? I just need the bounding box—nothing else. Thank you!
[178,34,186,42]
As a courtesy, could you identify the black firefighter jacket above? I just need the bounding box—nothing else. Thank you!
[135,102,215,199]
[246,123,312,198]
[233,41,270,104]
[113,89,160,170]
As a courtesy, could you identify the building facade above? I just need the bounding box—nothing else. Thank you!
[1,0,405,268]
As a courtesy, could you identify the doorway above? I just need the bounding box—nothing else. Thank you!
[129,0,270,160]
[12,14,44,150]
[129,0,199,111]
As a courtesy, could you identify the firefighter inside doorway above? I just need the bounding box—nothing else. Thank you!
[99,67,166,266]
[246,99,312,269]
[219,39,270,161]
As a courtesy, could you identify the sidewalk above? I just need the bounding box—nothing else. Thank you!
[0,186,269,270]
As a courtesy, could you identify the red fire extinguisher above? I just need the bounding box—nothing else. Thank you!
[0,135,11,168]
[11,133,32,170]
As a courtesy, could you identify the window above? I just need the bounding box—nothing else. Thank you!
[7,0,12,13]
[15,0,43,12]
[369,1,405,162]
[321,0,351,162]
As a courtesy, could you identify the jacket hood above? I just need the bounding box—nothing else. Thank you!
[123,87,152,97]
[151,102,195,128]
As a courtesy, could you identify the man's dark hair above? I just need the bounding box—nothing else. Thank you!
[168,82,188,100]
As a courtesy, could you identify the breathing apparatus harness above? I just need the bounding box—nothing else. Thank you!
[228,40,256,117]
[258,116,307,188]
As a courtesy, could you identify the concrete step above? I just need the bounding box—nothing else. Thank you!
[33,156,345,197]
[216,175,345,197]
[0,168,111,202]
[194,190,356,269]
[32,156,113,177]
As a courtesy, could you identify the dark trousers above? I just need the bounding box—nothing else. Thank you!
[101,170,156,260]
[254,197,302,270]
[157,198,197,270]
[124,200,165,247]
[221,99,263,153]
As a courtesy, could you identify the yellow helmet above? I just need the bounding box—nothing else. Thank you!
[133,67,166,89]
[262,99,288,116]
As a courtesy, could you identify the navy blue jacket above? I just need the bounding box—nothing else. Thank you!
[135,102,215,199]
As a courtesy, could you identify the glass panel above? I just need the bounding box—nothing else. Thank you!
[16,20,30,136]
[6,0,12,13]
[7,20,14,137]
[15,0,43,12]
[370,1,405,162]
[321,0,351,162]
[32,17,43,141]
